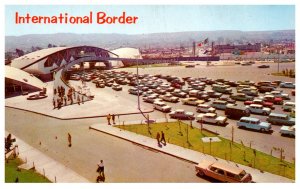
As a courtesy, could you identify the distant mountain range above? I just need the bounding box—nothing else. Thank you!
[5,30,295,52]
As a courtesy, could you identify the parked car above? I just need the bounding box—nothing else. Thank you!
[143,95,161,104]
[182,98,205,106]
[262,95,283,105]
[279,82,295,89]
[189,90,200,97]
[196,104,216,113]
[280,126,295,137]
[153,101,171,113]
[257,86,275,93]
[112,84,122,91]
[282,102,295,112]
[231,93,253,101]
[237,117,272,132]
[171,89,188,98]
[237,88,258,96]
[266,113,295,126]
[169,109,195,120]
[128,88,139,95]
[225,105,250,120]
[195,160,252,183]
[245,99,275,110]
[196,113,227,126]
[196,92,210,101]
[207,90,223,98]
[266,91,290,100]
[160,94,179,103]
[219,96,236,104]
[245,104,271,116]
[211,100,235,110]
[212,84,232,94]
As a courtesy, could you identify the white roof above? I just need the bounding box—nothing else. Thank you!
[11,47,68,69]
[111,47,142,59]
[5,66,46,89]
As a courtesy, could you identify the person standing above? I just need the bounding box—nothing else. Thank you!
[68,133,72,147]
[107,114,111,125]
[98,160,105,176]
[156,132,160,145]
[53,98,56,109]
[112,114,116,125]
[160,131,166,145]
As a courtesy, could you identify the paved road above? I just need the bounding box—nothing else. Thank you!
[5,108,208,183]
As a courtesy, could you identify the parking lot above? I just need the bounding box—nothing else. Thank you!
[74,62,295,162]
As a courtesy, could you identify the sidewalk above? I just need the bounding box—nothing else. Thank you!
[5,131,89,183]
[90,121,294,183]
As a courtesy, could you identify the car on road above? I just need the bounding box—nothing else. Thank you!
[196,113,227,126]
[112,84,122,91]
[230,93,253,101]
[195,160,252,183]
[169,109,195,120]
[159,94,179,103]
[244,99,275,110]
[279,82,295,89]
[280,125,295,137]
[196,104,216,113]
[266,113,295,126]
[153,101,171,113]
[237,117,271,132]
[225,105,250,120]
[282,102,295,112]
[182,97,205,106]
[258,64,270,68]
[245,104,271,116]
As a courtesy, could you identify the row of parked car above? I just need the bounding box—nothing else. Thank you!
[69,70,295,137]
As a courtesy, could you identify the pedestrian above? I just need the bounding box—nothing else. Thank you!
[77,95,81,105]
[68,133,72,147]
[112,114,116,125]
[107,114,111,125]
[156,132,160,145]
[160,131,166,145]
[53,98,56,109]
[97,160,105,176]
[82,95,84,104]
[64,96,67,106]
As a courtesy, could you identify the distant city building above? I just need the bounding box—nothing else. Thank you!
[213,43,261,54]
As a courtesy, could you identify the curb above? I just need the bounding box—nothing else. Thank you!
[89,126,198,165]
[5,106,154,120]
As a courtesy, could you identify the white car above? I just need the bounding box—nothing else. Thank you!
[280,125,295,137]
[196,104,216,113]
[196,113,227,126]
[245,104,271,115]
[279,82,295,89]
[282,102,295,112]
[153,101,171,112]
[159,94,179,103]
[182,97,205,106]
[266,91,290,100]
[143,95,161,103]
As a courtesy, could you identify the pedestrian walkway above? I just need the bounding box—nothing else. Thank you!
[5,131,89,183]
[90,121,294,183]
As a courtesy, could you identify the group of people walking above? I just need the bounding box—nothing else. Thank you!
[106,114,116,125]
[53,85,88,109]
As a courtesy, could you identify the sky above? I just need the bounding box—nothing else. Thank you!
[5,5,295,36]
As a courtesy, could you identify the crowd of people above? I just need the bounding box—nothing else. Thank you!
[52,85,89,109]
